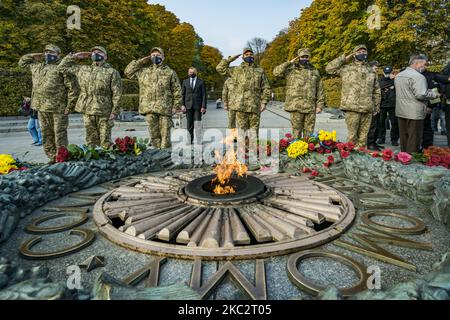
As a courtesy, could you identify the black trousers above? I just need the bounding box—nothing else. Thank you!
[422,114,434,149]
[367,114,380,146]
[186,109,202,144]
[378,108,399,143]
[398,117,424,154]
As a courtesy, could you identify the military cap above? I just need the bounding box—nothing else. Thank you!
[91,46,108,55]
[353,44,368,53]
[297,48,311,57]
[44,44,61,54]
[243,47,254,55]
[150,47,165,57]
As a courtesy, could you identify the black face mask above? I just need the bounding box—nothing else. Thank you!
[91,53,105,62]
[190,74,197,78]
[151,56,163,65]
[243,56,254,64]
[355,54,368,62]
[45,54,58,64]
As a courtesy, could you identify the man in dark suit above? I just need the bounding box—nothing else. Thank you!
[181,67,207,144]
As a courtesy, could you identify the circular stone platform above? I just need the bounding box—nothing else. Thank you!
[93,170,356,260]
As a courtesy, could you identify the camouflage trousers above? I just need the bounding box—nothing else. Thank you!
[83,115,114,149]
[290,112,316,139]
[228,110,237,129]
[236,112,260,132]
[345,111,372,149]
[38,112,69,161]
[145,113,173,149]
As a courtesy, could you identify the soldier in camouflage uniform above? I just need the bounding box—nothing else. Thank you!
[58,46,122,149]
[216,48,271,137]
[19,44,78,162]
[222,78,237,130]
[326,45,381,149]
[125,47,182,149]
[274,48,325,139]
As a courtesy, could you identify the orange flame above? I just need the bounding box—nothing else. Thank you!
[212,132,247,195]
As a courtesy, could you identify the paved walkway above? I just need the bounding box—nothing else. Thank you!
[0,101,447,163]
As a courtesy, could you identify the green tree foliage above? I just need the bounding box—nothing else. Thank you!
[261,0,449,75]
[0,0,221,75]
[260,0,449,106]
[198,45,225,91]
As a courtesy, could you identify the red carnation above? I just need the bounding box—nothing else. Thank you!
[317,147,325,154]
[328,156,335,164]
[382,149,394,161]
[309,143,316,151]
[56,146,70,163]
[430,155,442,164]
[311,170,320,177]
[340,150,350,159]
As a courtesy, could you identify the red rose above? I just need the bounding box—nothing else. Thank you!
[324,140,333,146]
[396,152,413,165]
[337,143,345,150]
[317,147,325,154]
[328,156,335,164]
[324,162,331,168]
[309,143,316,151]
[372,152,379,158]
[56,146,70,163]
[382,149,394,161]
[430,155,442,164]
[311,170,320,177]
[340,150,350,159]
[325,149,332,154]
[285,133,293,140]
[346,142,355,151]
[443,155,450,165]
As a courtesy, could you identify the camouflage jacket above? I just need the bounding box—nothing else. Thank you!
[57,54,123,116]
[222,78,238,111]
[273,62,325,113]
[18,55,78,114]
[326,55,381,113]
[124,59,182,116]
[216,58,271,114]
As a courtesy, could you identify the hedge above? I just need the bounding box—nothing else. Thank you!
[0,69,32,116]
[120,94,139,112]
[272,77,342,108]
[122,79,139,95]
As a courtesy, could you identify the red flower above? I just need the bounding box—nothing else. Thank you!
[310,170,320,177]
[280,139,289,150]
[324,162,331,168]
[302,167,311,173]
[340,150,350,159]
[337,143,345,150]
[382,149,394,161]
[328,156,335,164]
[372,152,379,158]
[285,133,293,140]
[443,155,450,165]
[346,142,355,151]
[56,146,70,163]
[396,152,412,165]
[317,147,325,154]
[309,143,316,151]
[324,140,333,146]
[325,149,332,154]
[430,155,442,164]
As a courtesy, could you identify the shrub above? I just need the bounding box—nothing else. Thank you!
[0,68,32,116]
[122,79,139,95]
[120,94,139,112]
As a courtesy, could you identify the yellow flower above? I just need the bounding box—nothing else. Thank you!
[286,140,309,159]
[134,143,142,156]
[318,130,337,142]
[0,154,18,174]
